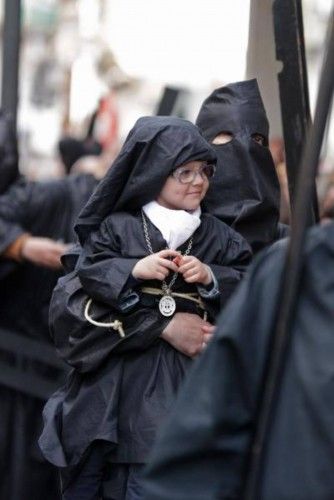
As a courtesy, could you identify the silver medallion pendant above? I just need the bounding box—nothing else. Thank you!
[159,294,176,317]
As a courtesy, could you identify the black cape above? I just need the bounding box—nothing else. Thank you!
[40,117,251,468]
[40,212,251,467]
[196,79,284,253]
[0,173,98,500]
[143,223,334,500]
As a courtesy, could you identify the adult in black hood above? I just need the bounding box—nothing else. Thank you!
[196,79,286,253]
[0,172,100,500]
[144,223,334,500]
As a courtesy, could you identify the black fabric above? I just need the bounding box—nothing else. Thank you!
[0,110,19,195]
[277,222,290,240]
[75,116,217,245]
[102,464,145,500]
[0,327,65,369]
[77,212,249,315]
[0,175,98,335]
[61,444,145,500]
[58,137,102,174]
[61,441,110,499]
[0,174,98,500]
[196,79,281,253]
[143,222,334,500]
[39,211,251,468]
[40,116,250,496]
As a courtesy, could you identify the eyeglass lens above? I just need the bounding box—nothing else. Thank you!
[176,164,215,183]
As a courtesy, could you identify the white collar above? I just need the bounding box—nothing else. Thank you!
[142,201,201,250]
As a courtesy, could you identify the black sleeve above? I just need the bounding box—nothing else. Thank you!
[0,177,75,255]
[209,224,253,306]
[0,179,32,255]
[143,246,283,500]
[77,217,141,309]
[0,180,35,278]
[49,271,170,373]
[0,178,74,279]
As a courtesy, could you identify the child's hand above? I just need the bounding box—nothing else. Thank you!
[132,249,180,281]
[178,256,212,285]
[173,255,182,267]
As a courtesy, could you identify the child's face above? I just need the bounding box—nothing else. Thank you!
[156,160,211,211]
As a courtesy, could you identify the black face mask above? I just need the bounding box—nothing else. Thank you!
[196,79,281,253]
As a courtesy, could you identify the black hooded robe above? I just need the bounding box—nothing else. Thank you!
[39,117,252,493]
[143,222,334,500]
[196,79,288,253]
[0,174,98,500]
[40,210,251,470]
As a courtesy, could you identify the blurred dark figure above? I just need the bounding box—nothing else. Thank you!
[196,79,288,253]
[0,110,20,194]
[58,136,102,175]
[144,223,334,500]
[321,181,334,224]
[0,156,106,500]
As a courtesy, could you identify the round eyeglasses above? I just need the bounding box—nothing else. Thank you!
[171,163,216,184]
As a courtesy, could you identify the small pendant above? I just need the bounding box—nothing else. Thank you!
[159,294,176,317]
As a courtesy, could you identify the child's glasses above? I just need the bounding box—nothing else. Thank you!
[171,163,216,184]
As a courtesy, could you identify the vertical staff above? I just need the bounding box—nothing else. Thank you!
[243,10,334,500]
[1,0,21,128]
[273,0,319,223]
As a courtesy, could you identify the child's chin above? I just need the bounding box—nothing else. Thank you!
[184,201,201,211]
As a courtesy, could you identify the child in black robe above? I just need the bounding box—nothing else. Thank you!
[39,116,252,499]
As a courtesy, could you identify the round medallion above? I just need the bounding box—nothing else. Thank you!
[159,295,176,317]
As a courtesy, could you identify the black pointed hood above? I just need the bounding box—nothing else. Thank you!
[75,116,216,245]
[196,79,280,252]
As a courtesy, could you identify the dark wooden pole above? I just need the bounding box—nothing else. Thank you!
[243,10,334,499]
[1,0,21,128]
[273,0,319,223]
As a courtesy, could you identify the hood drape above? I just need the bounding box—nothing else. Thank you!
[75,116,216,245]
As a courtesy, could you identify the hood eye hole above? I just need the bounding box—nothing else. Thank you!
[251,133,267,146]
[211,132,233,145]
